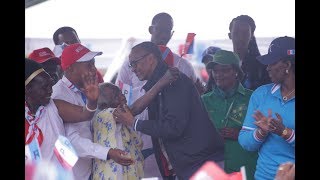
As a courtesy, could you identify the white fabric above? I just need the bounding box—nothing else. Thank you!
[77,51,102,62]
[36,99,66,170]
[172,53,197,83]
[52,76,109,180]
[115,53,196,178]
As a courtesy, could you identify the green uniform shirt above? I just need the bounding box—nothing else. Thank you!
[201,83,258,180]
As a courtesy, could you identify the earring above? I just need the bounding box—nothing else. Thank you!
[235,73,238,77]
[285,69,289,74]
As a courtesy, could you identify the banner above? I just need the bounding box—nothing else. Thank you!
[54,135,78,170]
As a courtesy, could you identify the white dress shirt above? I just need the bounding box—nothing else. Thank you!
[52,76,109,180]
[37,99,66,170]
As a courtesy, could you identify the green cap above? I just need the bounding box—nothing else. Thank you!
[206,50,240,69]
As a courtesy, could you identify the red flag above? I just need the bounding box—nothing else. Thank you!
[181,33,196,57]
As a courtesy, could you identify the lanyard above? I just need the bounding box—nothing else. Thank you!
[64,80,87,104]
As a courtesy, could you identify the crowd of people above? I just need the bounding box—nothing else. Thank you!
[25,12,295,180]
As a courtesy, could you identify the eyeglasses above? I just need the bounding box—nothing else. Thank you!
[128,53,150,69]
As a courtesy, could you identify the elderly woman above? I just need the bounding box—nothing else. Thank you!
[238,36,295,180]
[201,50,258,180]
[25,58,99,168]
[92,83,144,180]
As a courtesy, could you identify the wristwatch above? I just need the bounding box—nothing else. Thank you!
[281,127,288,137]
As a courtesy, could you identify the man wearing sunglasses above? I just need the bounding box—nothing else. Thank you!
[116,12,197,179]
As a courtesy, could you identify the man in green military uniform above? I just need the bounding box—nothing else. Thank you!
[201,50,258,180]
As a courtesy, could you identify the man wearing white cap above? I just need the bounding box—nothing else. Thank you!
[52,43,133,180]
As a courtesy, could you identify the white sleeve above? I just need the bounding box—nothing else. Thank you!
[64,120,110,160]
[174,55,197,83]
[66,129,110,160]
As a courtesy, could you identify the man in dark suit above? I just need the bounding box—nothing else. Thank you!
[113,41,224,180]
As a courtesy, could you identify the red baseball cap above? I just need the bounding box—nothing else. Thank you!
[158,45,174,67]
[61,43,102,70]
[28,47,60,64]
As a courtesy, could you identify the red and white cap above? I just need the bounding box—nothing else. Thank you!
[28,47,60,64]
[61,43,102,70]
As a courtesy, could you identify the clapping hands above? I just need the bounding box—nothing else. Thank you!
[253,109,285,136]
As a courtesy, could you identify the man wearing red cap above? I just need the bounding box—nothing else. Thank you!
[52,26,105,83]
[51,43,131,180]
[28,47,63,84]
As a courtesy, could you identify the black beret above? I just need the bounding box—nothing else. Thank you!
[25,58,44,86]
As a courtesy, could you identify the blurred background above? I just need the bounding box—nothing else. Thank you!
[25,0,295,82]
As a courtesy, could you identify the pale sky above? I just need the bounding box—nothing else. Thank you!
[25,0,295,40]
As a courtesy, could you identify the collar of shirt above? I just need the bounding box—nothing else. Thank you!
[271,84,283,101]
[61,76,87,104]
[270,83,295,102]
[25,101,45,125]
[212,82,246,98]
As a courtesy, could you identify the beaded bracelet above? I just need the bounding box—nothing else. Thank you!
[86,104,97,112]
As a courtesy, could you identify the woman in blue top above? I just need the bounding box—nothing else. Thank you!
[238,36,295,180]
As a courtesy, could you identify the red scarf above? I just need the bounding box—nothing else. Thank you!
[25,102,44,146]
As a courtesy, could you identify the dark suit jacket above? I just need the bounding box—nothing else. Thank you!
[136,61,224,179]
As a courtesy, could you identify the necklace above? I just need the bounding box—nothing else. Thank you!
[282,89,295,101]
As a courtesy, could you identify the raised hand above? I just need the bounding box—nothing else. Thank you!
[108,148,134,166]
[159,67,180,87]
[80,72,99,102]
[113,104,135,127]
[270,113,286,136]
[253,109,275,133]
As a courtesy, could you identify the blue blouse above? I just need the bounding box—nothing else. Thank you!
[238,83,295,180]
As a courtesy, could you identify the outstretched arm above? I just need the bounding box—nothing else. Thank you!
[130,67,179,115]
[54,99,96,123]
